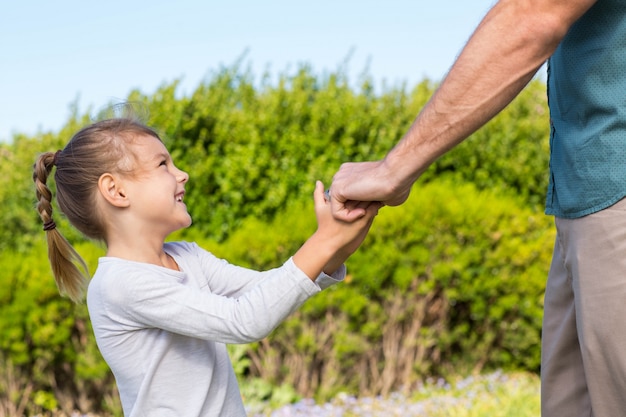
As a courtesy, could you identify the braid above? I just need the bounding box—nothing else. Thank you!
[33,152,56,227]
[33,151,89,303]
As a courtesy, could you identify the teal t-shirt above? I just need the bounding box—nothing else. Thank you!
[545,0,626,218]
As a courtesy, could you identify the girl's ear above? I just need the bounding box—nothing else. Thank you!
[98,173,129,208]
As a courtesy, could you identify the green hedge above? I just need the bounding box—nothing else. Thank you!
[0,64,553,414]
[0,241,120,415]
[1,65,548,252]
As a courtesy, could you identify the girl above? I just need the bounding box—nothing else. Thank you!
[33,117,381,416]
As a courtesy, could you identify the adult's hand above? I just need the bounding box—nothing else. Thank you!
[329,159,412,222]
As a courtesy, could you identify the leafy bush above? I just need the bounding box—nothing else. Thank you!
[117,66,549,241]
[0,63,553,414]
[1,64,549,252]
[0,241,115,415]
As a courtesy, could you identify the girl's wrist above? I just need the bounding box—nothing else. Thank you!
[323,253,348,276]
[293,232,339,280]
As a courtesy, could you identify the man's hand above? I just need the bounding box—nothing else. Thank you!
[329,159,412,222]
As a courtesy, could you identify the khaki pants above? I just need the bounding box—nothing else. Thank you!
[541,198,626,417]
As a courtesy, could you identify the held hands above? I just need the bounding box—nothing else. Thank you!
[292,181,382,280]
[314,181,382,262]
[329,159,412,222]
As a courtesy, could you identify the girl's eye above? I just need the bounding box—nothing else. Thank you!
[159,160,167,167]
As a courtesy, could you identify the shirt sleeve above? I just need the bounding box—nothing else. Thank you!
[94,252,342,345]
[185,241,345,295]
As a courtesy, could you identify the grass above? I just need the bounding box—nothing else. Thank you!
[249,371,540,416]
[408,371,540,417]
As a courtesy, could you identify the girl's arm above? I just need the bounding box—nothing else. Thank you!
[187,180,376,297]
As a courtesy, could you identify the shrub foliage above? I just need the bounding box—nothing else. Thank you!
[0,64,551,414]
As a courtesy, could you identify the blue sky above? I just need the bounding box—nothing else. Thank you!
[1,0,501,142]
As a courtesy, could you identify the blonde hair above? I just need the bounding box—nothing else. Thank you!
[33,118,161,302]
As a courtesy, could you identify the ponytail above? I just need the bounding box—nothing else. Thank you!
[33,150,89,303]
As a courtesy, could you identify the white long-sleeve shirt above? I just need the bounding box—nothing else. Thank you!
[87,241,344,417]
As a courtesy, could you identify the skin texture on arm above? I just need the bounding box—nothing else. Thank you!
[330,0,598,221]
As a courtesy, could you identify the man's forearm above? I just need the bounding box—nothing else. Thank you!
[385,0,596,186]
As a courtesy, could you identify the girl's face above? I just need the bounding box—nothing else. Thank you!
[123,134,192,237]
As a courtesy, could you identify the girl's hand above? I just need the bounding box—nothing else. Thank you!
[313,181,382,274]
[292,181,382,280]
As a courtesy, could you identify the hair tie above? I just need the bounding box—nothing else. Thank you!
[52,150,62,166]
[43,219,57,231]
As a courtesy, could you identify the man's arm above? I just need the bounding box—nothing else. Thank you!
[331,0,597,220]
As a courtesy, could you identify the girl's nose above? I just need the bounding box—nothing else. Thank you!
[176,167,189,183]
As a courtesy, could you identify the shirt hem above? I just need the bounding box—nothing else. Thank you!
[545,194,626,219]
